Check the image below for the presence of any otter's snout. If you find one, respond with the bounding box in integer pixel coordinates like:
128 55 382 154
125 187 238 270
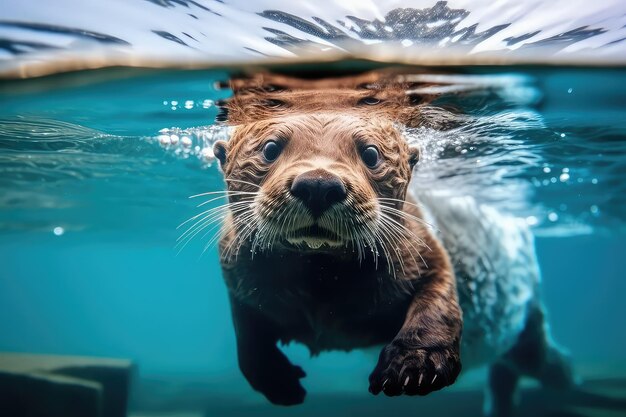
290 169 346 218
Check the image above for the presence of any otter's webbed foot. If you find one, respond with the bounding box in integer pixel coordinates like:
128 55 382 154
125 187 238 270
239 346 306 406
368 339 461 396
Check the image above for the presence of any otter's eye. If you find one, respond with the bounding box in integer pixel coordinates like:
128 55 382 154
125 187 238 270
263 141 282 162
409 94 424 105
361 146 380 168
262 99 286 108
358 97 381 106
263 84 285 92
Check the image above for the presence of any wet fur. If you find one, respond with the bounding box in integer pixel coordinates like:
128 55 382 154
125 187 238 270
216 114 462 404
221 70 437 128
212 70 573 415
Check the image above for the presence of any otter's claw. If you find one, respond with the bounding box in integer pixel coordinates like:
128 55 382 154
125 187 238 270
368 340 461 396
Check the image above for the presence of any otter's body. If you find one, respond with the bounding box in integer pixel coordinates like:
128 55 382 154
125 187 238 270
220 195 451 356
209 71 573 416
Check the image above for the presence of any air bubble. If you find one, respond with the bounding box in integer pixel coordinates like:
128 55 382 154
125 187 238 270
201 147 215 161
53 226 64 236
157 135 170 146
525 216 538 226
548 212 559 222
559 173 570 182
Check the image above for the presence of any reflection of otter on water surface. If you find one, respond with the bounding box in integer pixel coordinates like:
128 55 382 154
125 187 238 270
210 69 573 416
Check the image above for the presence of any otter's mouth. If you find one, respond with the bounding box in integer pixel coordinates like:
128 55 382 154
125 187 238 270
285 225 343 249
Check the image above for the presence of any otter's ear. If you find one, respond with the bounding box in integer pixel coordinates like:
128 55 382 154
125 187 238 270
408 146 420 169
213 140 228 167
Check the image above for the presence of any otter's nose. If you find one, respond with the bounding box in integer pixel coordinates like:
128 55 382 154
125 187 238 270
290 169 347 217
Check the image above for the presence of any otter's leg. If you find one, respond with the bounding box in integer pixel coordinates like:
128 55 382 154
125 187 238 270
230 296 306 405
485 362 520 417
505 305 574 388
369 269 463 396
485 304 574 416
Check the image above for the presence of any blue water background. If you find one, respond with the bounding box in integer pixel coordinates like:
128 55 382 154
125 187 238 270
0 67 625 413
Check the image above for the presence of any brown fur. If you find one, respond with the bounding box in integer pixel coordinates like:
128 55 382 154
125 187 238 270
214 110 462 405
221 70 438 127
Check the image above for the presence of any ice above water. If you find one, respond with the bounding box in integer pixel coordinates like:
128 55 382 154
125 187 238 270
1 0 625 77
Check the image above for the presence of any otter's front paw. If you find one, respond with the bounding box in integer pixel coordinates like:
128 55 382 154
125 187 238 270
240 349 306 406
368 340 461 396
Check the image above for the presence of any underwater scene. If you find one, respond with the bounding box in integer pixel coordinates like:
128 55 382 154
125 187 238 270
1 1 626 417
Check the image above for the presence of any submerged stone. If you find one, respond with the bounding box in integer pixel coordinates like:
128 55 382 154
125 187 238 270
0 352 133 417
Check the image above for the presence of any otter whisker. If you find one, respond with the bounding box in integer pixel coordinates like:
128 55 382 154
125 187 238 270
350 218 365 263
338 196 365 262
204 210 257 257
370 227 390 274
379 220 431 261
178 198 255 230
225 178 262 189
370 217 403 278
177 209 231 248
210 215 253 260
251 209 276 257
378 200 438 232
199 205 253 243
378 224 405 277
189 189 259 199
378 215 421 262
178 209 249 255
360 220 384 271
378 204 434 249
343 216 359 261
378 211 430 269
177 199 254 239
196 191 258 207
177 214 227 254
270 195 298 249
232 212 260 258
270 202 302 250
377 197 425 209
221 209 259 261
378 209 429 252
177 201 254 253
378 214 423 276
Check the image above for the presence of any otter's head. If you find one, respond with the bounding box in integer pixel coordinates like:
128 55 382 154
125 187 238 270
213 114 419 257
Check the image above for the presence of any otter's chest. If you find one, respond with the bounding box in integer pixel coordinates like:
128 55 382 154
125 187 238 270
227 254 411 352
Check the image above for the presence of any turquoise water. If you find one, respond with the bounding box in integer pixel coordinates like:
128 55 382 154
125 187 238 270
1 66 626 415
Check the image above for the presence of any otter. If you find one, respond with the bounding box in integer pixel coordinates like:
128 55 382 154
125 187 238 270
209 71 573 417
213 114 462 403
